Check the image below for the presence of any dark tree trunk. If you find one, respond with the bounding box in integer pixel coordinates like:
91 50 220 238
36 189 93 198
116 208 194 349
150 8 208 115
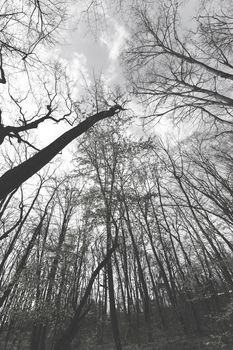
106 214 122 350
0 106 123 201
53 244 117 350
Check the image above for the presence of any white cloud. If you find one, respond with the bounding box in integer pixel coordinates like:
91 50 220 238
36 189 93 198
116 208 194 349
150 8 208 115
100 20 129 61
98 19 129 85
64 52 91 98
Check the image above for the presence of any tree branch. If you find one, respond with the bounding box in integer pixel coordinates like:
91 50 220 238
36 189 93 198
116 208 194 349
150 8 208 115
0 105 124 201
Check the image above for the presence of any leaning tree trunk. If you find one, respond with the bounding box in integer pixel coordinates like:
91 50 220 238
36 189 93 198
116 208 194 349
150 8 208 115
0 105 123 201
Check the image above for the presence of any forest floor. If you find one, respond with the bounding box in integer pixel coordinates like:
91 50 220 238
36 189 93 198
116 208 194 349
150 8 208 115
0 336 233 350
94 332 233 350
1 328 233 349
62 332 231 350
95 337 232 350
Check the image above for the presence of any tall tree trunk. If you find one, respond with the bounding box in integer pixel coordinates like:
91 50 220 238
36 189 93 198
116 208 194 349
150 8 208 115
106 213 122 350
0 106 123 200
53 244 117 350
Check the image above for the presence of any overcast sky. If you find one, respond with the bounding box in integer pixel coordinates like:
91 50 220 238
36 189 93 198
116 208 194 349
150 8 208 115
36 0 202 152
57 0 201 81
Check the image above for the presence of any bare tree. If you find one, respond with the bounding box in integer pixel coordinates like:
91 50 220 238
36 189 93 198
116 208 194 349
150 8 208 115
124 0 233 133
0 104 124 202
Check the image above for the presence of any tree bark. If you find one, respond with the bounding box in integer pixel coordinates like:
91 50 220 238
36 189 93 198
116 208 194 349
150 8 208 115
53 244 117 350
0 105 123 200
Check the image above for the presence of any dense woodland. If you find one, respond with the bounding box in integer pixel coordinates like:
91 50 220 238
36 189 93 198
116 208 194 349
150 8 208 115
0 0 233 349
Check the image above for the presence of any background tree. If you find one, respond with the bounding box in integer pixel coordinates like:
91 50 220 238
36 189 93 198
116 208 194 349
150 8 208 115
1 1 233 349
124 0 233 134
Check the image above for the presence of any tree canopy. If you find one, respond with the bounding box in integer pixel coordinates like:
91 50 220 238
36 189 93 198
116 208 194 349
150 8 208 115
1 1 233 350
